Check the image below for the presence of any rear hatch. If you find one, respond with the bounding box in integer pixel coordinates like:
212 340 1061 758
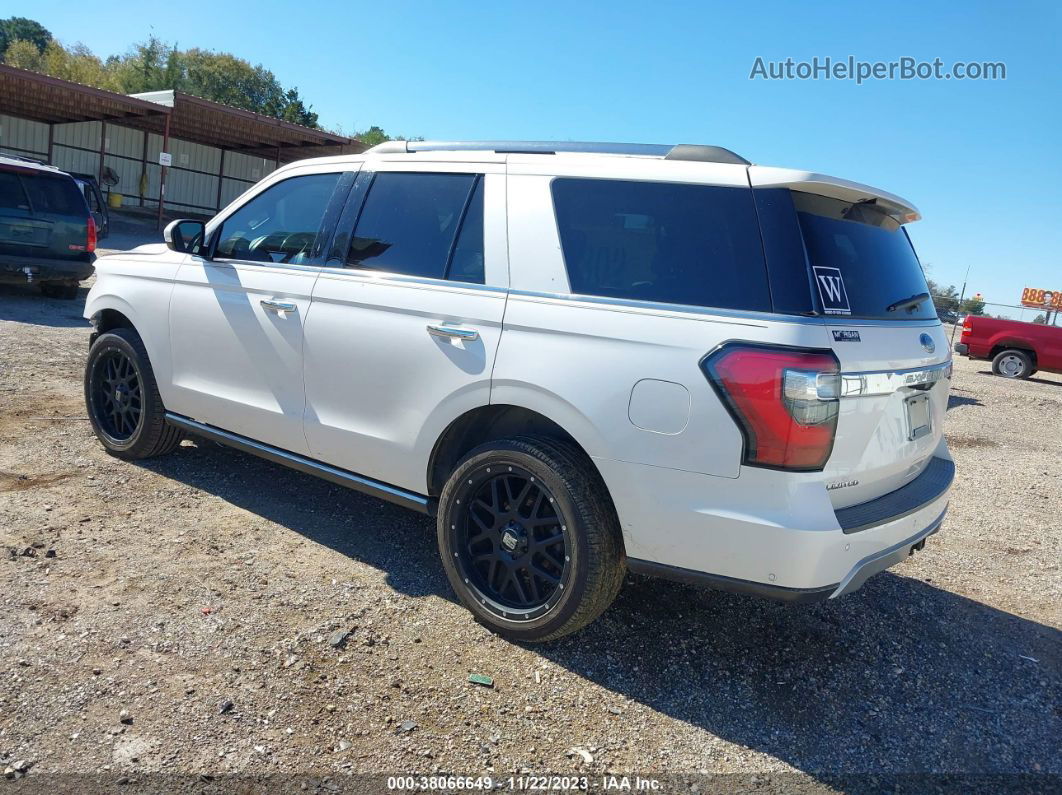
0 164 90 260
751 168 951 509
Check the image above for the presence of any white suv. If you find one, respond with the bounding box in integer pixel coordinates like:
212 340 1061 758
83 141 954 641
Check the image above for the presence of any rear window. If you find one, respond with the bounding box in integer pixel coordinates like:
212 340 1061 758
20 173 88 217
551 178 771 312
794 192 935 320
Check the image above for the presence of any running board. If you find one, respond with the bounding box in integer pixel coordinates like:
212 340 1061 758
164 413 433 515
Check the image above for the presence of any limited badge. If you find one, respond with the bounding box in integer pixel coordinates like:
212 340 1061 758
813 266 851 315
832 330 861 342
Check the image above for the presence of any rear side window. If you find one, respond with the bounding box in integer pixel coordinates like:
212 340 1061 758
21 174 87 216
551 178 771 312
347 172 483 282
0 172 30 210
795 192 935 320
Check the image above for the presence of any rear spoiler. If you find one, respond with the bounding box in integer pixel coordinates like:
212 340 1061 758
748 166 921 224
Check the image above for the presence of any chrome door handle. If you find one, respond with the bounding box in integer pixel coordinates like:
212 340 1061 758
261 298 297 313
427 324 479 342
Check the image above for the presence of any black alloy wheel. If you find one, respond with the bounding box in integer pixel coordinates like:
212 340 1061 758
89 348 143 442
437 437 626 643
84 328 184 459
449 464 572 621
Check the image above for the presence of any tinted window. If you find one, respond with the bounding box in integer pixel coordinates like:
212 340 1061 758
22 174 86 216
0 172 29 210
552 178 771 311
347 172 479 280
216 173 341 264
447 177 484 284
795 192 935 320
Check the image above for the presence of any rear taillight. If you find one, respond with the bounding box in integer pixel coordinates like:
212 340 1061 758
86 216 97 253
703 344 840 471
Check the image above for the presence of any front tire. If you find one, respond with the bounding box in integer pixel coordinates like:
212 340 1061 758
437 437 625 643
84 328 184 459
991 348 1033 379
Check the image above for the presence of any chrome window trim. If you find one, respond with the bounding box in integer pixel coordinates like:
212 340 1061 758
838 360 953 397
314 266 508 296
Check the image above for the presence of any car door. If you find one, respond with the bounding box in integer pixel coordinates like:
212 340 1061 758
166 168 353 455
303 160 508 493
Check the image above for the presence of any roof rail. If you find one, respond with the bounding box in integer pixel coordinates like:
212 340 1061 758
365 140 750 165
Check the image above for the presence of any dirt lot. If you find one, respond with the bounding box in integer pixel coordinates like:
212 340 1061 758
0 274 1059 789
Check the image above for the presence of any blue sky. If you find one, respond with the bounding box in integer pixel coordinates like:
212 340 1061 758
13 0 1061 313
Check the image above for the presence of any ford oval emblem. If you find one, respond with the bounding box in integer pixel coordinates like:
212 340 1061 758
920 333 935 354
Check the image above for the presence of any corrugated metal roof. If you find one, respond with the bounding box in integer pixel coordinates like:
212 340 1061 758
0 64 365 162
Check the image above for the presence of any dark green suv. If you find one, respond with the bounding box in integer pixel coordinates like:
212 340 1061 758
0 156 96 299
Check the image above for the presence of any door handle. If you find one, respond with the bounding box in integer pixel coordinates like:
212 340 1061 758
427 324 479 342
261 298 297 313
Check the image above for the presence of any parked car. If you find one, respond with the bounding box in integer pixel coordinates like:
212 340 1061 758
82 140 954 641
0 155 96 298
937 308 958 324
70 172 110 240
954 314 1062 378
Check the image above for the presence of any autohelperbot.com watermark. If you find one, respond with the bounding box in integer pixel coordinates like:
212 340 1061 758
750 55 1006 84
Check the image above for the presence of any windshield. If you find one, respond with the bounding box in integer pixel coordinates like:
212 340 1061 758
794 191 936 321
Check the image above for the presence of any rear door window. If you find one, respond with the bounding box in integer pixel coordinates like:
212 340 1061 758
551 178 771 312
794 191 935 320
346 172 482 282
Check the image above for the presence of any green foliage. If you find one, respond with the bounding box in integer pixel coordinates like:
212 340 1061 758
355 126 391 146
1032 314 1046 324
0 17 52 56
926 279 960 314
960 296 986 316
1 24 319 129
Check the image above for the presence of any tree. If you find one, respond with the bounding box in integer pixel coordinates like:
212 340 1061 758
960 296 986 316
355 126 391 146
2 25 323 129
926 279 960 314
1 38 42 71
1032 314 1047 324
0 17 52 56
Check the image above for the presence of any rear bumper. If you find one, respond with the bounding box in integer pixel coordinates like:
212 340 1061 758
953 342 969 355
629 509 945 602
596 451 953 600
0 252 95 284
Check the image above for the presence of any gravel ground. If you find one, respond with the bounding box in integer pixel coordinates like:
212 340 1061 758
0 279 1058 790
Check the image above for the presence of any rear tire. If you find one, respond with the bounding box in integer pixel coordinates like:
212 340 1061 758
40 282 79 300
84 328 184 459
991 349 1033 379
437 436 625 643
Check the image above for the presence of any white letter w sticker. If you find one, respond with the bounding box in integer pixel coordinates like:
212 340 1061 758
812 266 851 314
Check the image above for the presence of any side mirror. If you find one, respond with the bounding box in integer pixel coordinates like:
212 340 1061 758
164 219 207 255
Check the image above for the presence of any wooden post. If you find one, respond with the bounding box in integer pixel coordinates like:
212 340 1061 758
139 129 148 207
215 148 226 213
156 113 171 231
97 120 107 183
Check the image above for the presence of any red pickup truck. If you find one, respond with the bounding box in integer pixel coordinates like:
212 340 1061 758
954 316 1062 378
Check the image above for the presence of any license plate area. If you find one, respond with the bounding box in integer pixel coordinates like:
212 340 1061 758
905 393 932 441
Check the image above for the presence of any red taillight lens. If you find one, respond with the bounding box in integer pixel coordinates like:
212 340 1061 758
703 344 840 471
86 216 97 253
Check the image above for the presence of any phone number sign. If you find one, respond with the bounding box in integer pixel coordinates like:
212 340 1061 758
1020 287 1061 308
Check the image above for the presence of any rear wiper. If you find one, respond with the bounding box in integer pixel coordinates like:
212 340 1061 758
886 292 931 313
